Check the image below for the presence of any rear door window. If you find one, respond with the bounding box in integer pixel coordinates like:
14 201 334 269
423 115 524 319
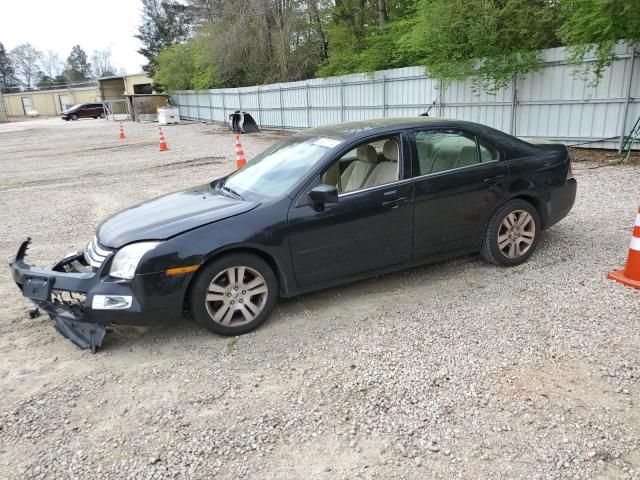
413 130 498 176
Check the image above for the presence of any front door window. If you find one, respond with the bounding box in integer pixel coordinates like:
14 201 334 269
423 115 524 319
321 136 401 194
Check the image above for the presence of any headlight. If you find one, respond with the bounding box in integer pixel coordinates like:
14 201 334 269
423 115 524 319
109 242 160 280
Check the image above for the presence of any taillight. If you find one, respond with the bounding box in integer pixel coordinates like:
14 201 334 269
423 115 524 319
566 152 574 179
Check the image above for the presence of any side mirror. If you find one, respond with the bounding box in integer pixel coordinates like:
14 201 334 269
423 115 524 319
309 184 338 205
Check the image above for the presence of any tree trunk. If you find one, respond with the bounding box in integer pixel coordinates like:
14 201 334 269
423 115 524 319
378 0 387 26
309 0 328 59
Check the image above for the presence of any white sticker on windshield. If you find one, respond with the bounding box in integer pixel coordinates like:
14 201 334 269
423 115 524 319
313 138 342 149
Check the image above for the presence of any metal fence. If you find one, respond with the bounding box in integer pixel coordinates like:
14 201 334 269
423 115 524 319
0 92 7 123
172 43 639 150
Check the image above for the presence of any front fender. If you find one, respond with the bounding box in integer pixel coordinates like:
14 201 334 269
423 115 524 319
137 198 296 296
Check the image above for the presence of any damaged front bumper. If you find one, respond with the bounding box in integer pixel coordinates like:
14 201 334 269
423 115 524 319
9 239 178 353
10 238 190 352
9 239 108 351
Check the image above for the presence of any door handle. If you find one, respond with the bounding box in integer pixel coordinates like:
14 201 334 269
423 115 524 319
483 175 505 184
382 197 409 209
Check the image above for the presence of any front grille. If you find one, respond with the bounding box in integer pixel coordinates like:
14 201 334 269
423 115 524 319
84 236 113 269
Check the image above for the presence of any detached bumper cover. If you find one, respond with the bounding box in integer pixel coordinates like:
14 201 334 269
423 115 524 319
53 317 106 353
10 238 189 352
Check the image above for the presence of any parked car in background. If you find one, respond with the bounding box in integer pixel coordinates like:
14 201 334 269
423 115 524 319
61 103 106 121
10 117 577 351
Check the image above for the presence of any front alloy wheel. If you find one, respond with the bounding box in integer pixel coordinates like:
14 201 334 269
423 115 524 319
205 266 268 327
190 253 278 336
481 199 541 266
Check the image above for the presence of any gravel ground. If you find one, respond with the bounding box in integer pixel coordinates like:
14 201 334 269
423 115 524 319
0 118 639 479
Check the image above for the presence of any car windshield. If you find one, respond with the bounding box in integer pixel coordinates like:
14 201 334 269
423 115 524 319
69 104 84 110
221 135 339 199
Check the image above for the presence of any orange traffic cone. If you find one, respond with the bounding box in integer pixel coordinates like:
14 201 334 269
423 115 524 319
608 206 640 289
118 122 125 139
234 134 246 169
158 127 169 151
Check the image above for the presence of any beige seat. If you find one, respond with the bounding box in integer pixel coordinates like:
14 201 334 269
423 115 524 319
456 145 477 168
417 141 434 174
430 147 457 173
363 140 398 188
340 145 378 192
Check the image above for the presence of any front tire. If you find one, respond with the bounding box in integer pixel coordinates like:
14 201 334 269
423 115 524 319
71 114 78 121
481 199 541 266
189 253 278 336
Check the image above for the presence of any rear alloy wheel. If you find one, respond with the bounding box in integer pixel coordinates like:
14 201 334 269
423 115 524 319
189 253 278 336
481 200 541 266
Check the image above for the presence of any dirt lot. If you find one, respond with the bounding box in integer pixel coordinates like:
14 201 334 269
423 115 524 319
0 118 639 479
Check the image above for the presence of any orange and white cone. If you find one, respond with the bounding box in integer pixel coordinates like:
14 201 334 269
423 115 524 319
118 122 126 140
608 206 640 289
234 134 246 169
158 127 169 152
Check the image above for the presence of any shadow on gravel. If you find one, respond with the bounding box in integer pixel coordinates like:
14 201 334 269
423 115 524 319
89 253 488 352
92 234 571 352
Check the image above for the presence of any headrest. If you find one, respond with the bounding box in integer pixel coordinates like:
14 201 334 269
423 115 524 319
383 140 399 162
459 145 476 159
357 145 378 163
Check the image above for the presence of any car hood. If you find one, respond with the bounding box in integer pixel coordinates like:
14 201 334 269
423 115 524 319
97 183 259 248
61 108 77 114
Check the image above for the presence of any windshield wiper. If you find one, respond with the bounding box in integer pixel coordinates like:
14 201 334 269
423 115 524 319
220 185 243 200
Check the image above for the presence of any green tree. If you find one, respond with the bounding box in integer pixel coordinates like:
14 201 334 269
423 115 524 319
317 0 416 77
136 0 194 76
153 0 329 89
154 40 213 91
37 74 67 90
10 43 43 90
64 45 92 81
560 0 640 82
149 0 640 93
399 0 562 92
39 50 64 80
91 49 117 78
0 41 19 93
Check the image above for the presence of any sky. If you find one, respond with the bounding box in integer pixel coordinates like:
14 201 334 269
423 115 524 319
0 0 146 75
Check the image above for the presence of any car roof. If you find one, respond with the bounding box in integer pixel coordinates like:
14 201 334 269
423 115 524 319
301 117 497 140
295 116 542 157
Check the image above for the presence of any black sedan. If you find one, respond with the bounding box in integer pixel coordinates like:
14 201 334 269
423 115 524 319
10 117 576 351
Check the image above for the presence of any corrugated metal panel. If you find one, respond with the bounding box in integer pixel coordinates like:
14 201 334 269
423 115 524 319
170 44 639 149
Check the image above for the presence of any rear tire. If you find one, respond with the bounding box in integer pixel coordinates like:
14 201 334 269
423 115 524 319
481 199 541 266
189 253 278 336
